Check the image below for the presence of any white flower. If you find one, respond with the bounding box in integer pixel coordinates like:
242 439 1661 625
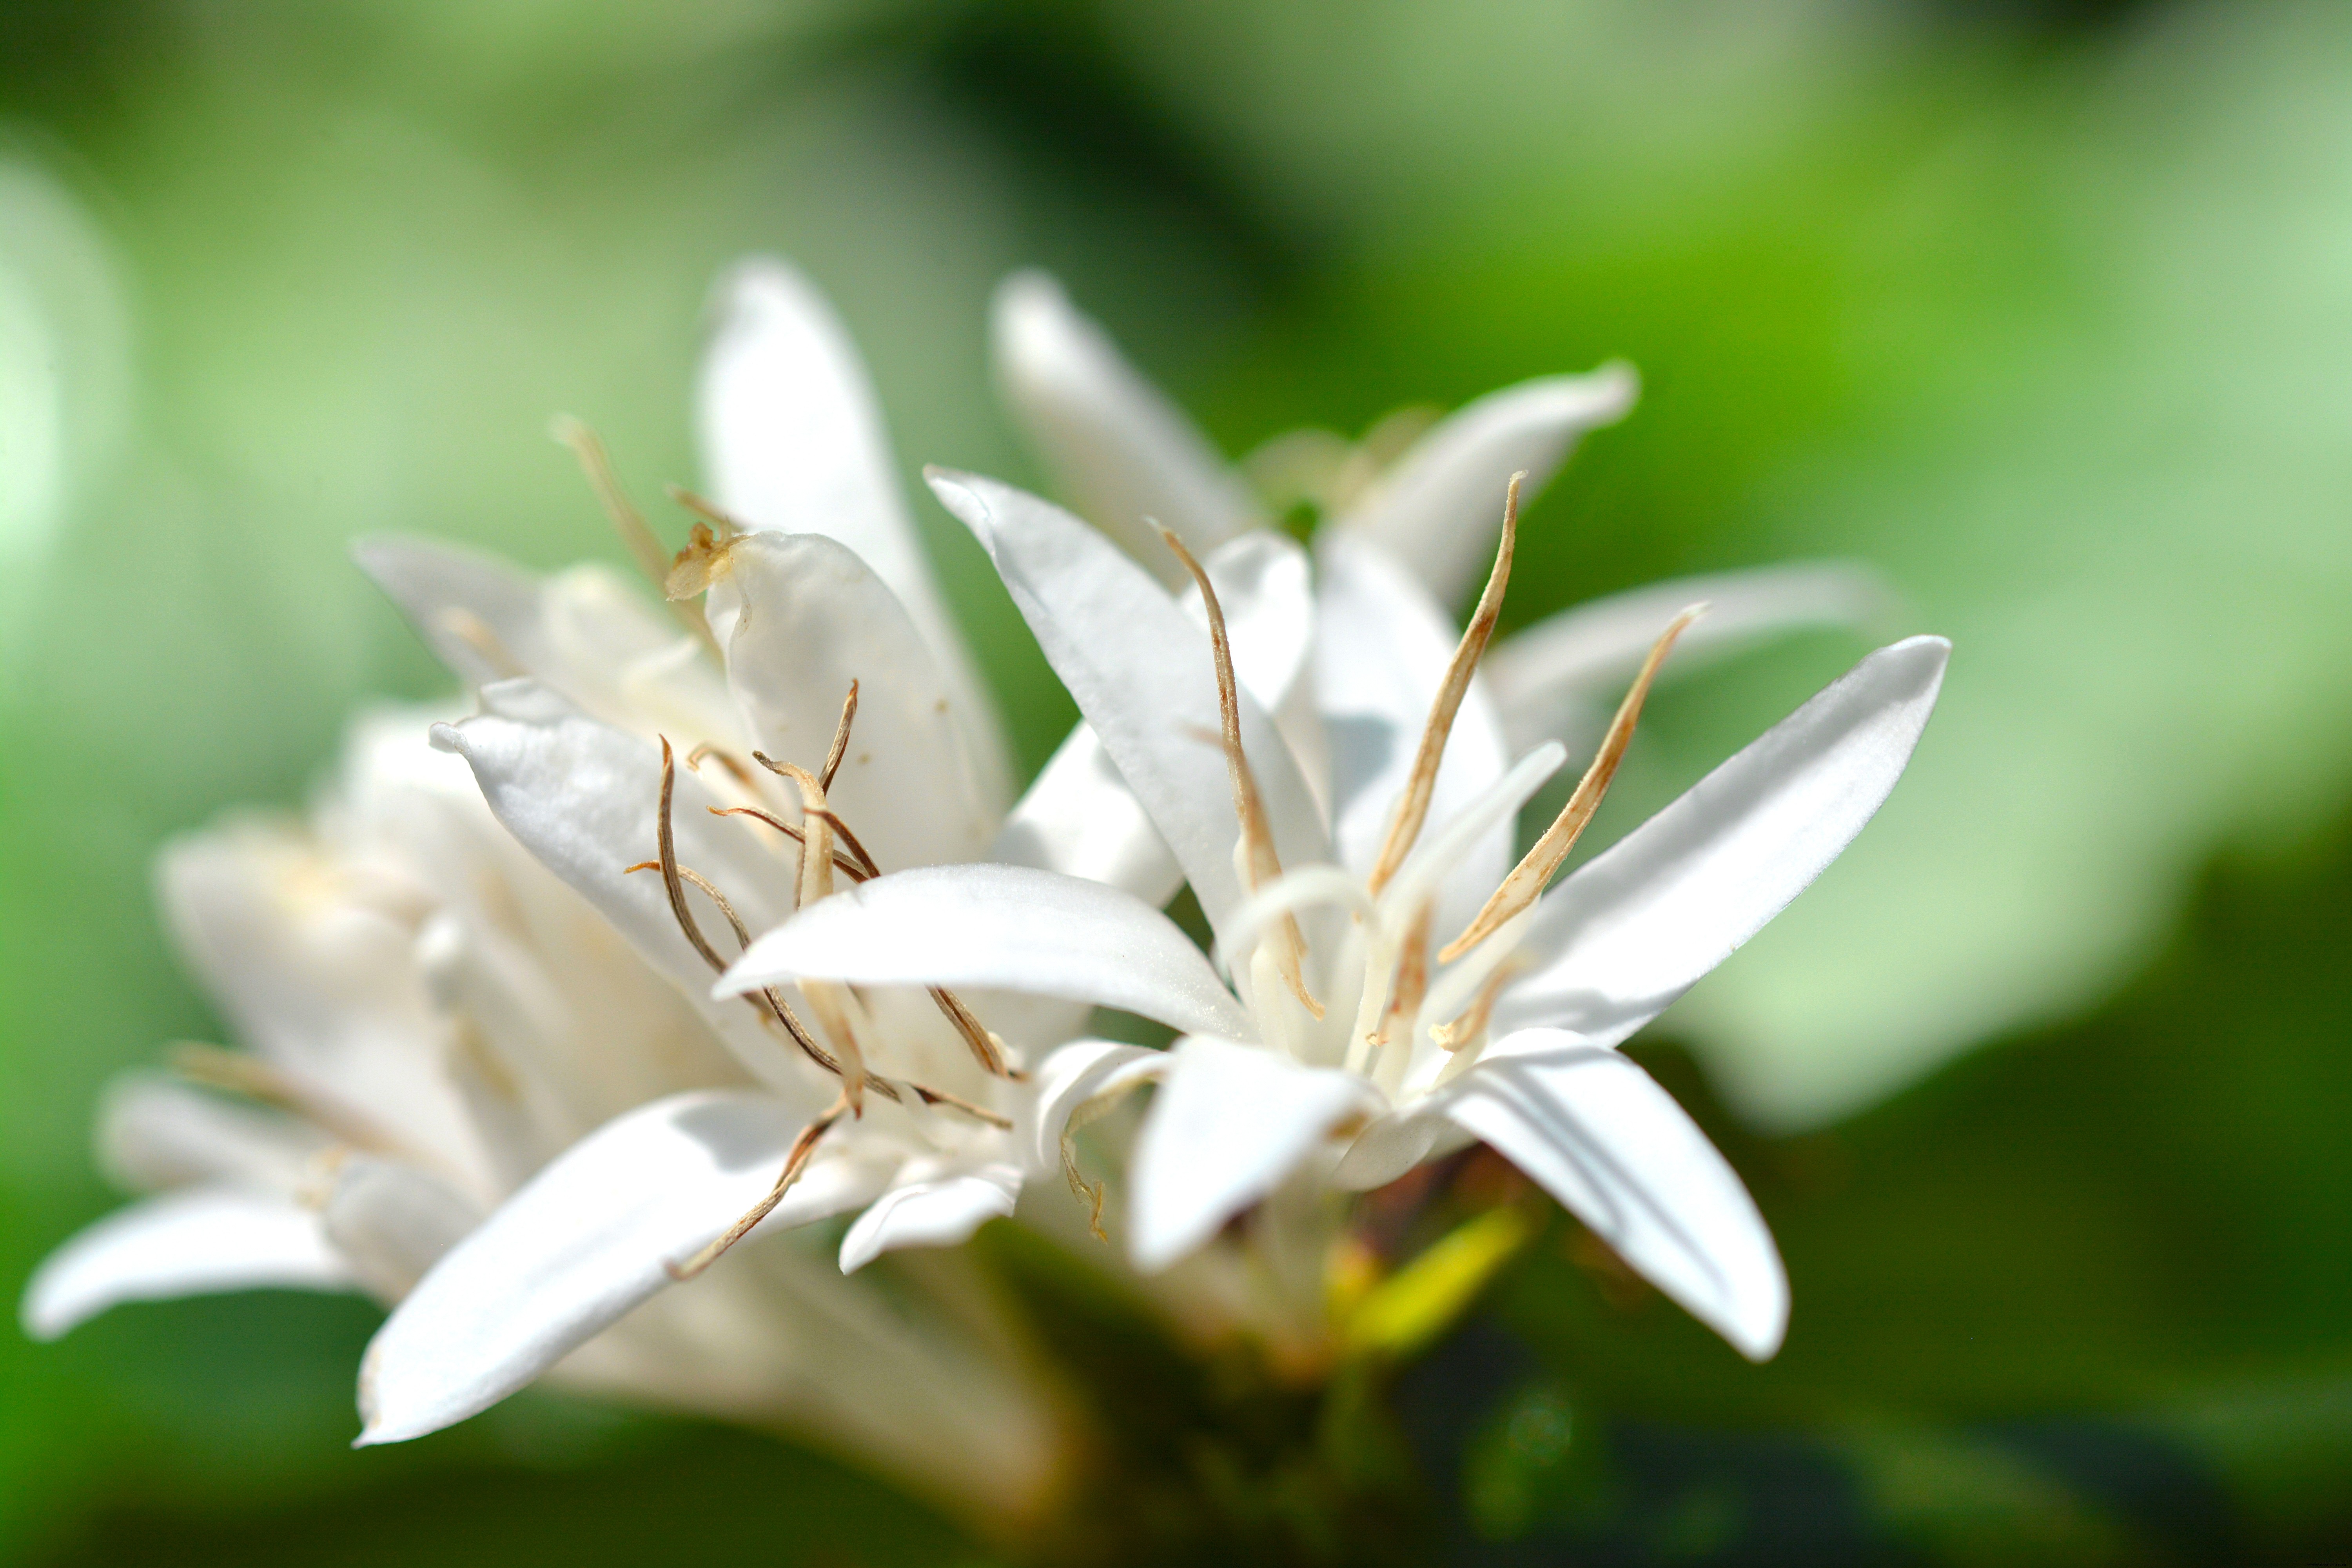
341 260 1179 1458
717 452 1947 1362
21 708 1069 1522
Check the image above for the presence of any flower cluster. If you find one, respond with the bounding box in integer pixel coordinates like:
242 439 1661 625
25 256 1943 1526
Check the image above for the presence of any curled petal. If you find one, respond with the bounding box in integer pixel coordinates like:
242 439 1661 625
838 1163 1022 1274
21 1189 352 1341
1022 1041 1169 1176
721 863 1252 1042
1450 1038 1787 1359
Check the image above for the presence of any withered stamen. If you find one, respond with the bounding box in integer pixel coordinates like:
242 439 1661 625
1160 527 1323 1020
929 985 1010 1078
820 680 859 792
1432 960 1518 1053
771 758 868 1113
1367 473 1522 896
668 1099 843 1280
684 742 762 793
1441 605 1704 961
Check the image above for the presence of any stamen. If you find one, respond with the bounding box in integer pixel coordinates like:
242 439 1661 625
1160 527 1322 1020
552 417 722 656
706 806 871 882
820 680 859 791
668 1097 844 1280
1441 605 1704 962
1431 960 1517 1053
769 758 868 1113
1381 904 1433 1048
667 483 748 535
653 738 734 977
805 807 881 883
1367 472 1523 897
906 1083 1015 1130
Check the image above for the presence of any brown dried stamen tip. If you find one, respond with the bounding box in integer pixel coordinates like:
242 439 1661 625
668 1099 843 1280
1441 603 1705 962
1367 471 1523 897
1373 902 1434 1051
805 807 881 881
707 806 871 882
553 417 722 657
1158 526 1323 1020
820 679 859 791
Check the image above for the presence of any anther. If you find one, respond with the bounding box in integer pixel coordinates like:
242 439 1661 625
1431 960 1517 1053
684 741 762 793
1441 605 1704 961
820 680 858 791
706 806 870 882
1367 474 1523 897
1160 527 1323 1020
769 757 869 1113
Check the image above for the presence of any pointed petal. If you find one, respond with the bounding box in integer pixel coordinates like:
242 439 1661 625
1451 1039 1787 1359
721 863 1251 1041
1128 1037 1377 1272
1495 637 1951 1047
927 469 1330 940
990 270 1259 582
358 1091 891 1445
321 1156 485 1301
1487 563 1893 754
838 1163 1021 1273
430 684 813 1096
992 722 1183 904
1315 535 1512 936
1023 1041 1168 1175
352 534 543 690
708 531 1000 867
1341 367 1637 606
97 1071 333 1195
20 1189 352 1340
698 259 1009 801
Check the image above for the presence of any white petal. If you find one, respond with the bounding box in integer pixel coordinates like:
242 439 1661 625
1450 1038 1787 1359
357 1090 891 1445
1494 637 1951 1047
1339 367 1637 607
721 863 1252 1041
990 270 1259 583
1487 563 1893 754
837 1162 1021 1274
1190 531 1327 803
321 1156 485 1301
698 259 1009 803
352 534 543 690
1314 534 1513 937
157 820 486 1181
707 531 1000 867
430 686 813 1096
991 722 1183 904
1128 1037 1378 1273
1022 1040 1168 1175
927 469 1331 941
20 1189 352 1340
96 1071 333 1195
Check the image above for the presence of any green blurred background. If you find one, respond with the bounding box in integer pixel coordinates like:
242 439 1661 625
5 0 2351 1561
